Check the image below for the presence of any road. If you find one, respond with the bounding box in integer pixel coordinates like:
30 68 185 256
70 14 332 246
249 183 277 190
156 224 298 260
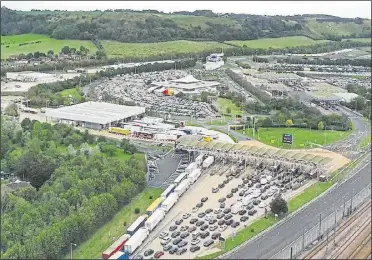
226 158 371 259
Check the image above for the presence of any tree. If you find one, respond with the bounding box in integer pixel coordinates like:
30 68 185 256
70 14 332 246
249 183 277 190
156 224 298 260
226 107 232 114
47 50 54 55
270 196 288 215
318 121 324 130
61 46 70 55
4 103 19 117
285 119 293 127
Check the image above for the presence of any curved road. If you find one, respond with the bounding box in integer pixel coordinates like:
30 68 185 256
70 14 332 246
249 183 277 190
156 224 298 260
224 116 371 259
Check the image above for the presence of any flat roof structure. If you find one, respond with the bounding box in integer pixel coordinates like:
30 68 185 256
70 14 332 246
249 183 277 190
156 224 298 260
46 102 145 125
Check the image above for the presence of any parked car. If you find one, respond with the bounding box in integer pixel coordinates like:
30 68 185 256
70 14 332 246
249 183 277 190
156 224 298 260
169 246 178 254
176 248 187 255
171 231 180 238
218 197 226 203
192 232 201 239
180 232 189 239
196 202 204 208
182 213 191 219
231 221 240 228
175 219 183 225
192 207 199 212
219 225 228 232
253 199 261 205
226 193 233 198
212 187 219 193
201 197 209 203
204 239 214 247
220 203 225 208
224 214 233 220
225 219 234 226
240 216 249 222
209 218 217 225
247 203 254 210
198 212 206 218
248 209 257 216
190 245 201 252
209 225 218 231
214 208 222 214
180 225 189 231
160 238 171 246
218 219 225 226
205 208 213 214
154 251 164 258
178 240 188 248
191 238 201 245
190 218 198 224
144 249 154 256
217 213 224 219
200 224 209 231
200 231 210 239
189 226 197 233
163 244 172 251
218 183 225 189
159 232 168 239
223 208 231 214
196 220 205 226
169 225 177 232
231 188 238 193
211 232 221 240
238 210 247 215
172 237 182 245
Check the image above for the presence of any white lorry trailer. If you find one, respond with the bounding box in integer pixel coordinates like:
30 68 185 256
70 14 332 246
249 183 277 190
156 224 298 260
160 184 175 199
161 192 179 212
202 156 214 169
195 154 204 166
185 162 198 175
123 227 149 255
145 208 165 231
188 168 202 184
174 178 190 196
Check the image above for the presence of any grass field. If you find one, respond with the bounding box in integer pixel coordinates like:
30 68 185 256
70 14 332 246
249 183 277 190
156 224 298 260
239 127 352 149
69 187 163 259
1 33 97 59
217 98 243 116
102 40 228 58
306 19 371 37
58 88 84 103
358 134 371 149
226 36 329 49
343 38 371 43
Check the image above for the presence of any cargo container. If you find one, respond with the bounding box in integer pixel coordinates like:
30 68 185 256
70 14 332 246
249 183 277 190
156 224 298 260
174 178 190 196
195 154 204 166
160 184 175 199
146 198 164 216
161 192 179 212
124 227 149 255
126 215 148 236
185 162 197 175
108 251 129 259
231 202 243 214
145 208 165 231
174 171 188 184
188 168 202 184
102 234 131 259
109 127 130 136
202 156 214 169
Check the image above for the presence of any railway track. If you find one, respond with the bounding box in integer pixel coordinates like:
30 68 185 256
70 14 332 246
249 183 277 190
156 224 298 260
303 200 371 259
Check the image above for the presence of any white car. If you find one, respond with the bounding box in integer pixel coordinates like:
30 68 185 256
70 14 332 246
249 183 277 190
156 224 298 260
214 208 222 214
192 207 199 212
159 232 168 239
219 225 228 232
258 202 267 208
191 238 200 245
160 238 171 245
182 213 191 219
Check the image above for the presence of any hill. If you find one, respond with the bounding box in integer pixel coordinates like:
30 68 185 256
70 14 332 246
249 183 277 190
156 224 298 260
1 7 370 43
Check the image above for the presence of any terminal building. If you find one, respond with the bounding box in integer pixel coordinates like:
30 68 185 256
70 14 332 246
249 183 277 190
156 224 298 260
45 101 146 130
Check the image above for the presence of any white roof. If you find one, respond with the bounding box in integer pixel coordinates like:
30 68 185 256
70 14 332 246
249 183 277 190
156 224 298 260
171 75 200 84
45 102 145 125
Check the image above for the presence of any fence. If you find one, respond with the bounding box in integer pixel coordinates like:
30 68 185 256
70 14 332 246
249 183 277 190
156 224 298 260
271 183 371 259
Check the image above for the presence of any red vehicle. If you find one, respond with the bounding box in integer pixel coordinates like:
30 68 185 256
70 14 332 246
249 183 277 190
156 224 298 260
102 234 131 259
154 251 164 258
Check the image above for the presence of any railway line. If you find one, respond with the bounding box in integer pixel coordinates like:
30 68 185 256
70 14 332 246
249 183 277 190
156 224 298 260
302 200 371 259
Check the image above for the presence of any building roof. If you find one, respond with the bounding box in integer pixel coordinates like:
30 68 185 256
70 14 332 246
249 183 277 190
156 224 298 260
45 102 145 125
171 75 200 84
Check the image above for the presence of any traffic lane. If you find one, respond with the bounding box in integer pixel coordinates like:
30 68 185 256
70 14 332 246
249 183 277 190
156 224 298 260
228 161 371 259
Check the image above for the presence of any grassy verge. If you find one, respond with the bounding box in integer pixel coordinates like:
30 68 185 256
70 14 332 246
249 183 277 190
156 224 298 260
216 98 243 116
358 134 371 150
69 187 163 259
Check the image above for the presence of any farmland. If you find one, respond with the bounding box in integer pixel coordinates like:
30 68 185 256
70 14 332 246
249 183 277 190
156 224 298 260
1 33 97 59
239 127 352 149
226 36 329 49
102 40 229 58
306 18 371 37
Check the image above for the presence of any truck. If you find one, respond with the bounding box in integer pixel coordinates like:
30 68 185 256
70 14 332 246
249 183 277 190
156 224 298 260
108 250 129 259
124 227 149 255
145 208 165 231
185 162 198 175
102 234 131 259
109 127 130 136
160 184 175 199
174 172 188 184
146 197 164 216
174 178 190 196
161 192 179 212
188 168 202 184
231 202 243 214
202 156 214 169
195 154 204 166
126 215 148 236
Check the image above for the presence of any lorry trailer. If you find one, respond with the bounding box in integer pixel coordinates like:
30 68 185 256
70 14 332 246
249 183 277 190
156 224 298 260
126 215 148 236
174 178 190 196
102 234 131 259
174 171 188 184
108 250 129 259
146 197 164 216
145 208 165 231
188 168 202 184
185 162 197 175
160 184 175 199
124 227 149 255
202 156 215 169
161 192 179 212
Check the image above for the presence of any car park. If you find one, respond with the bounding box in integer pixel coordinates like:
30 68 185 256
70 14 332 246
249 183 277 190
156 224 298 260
178 240 188 248
176 248 187 255
180 232 189 239
175 219 183 225
172 237 182 245
163 244 172 251
198 212 206 218
211 232 221 240
191 238 201 245
169 225 177 231
144 249 154 256
182 213 191 219
209 225 218 231
171 231 180 238
190 245 201 252
248 209 257 216
190 218 198 224
201 197 209 203
154 251 164 259
160 238 171 245
204 239 214 247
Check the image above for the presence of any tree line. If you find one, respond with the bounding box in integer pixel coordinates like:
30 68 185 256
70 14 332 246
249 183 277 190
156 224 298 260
277 57 372 67
1 116 145 259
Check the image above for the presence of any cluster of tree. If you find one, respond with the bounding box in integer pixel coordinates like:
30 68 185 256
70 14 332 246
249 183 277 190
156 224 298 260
2 7 370 43
26 58 197 107
0 117 145 258
235 60 251 69
253 56 269 63
341 84 371 118
60 45 90 56
277 57 372 67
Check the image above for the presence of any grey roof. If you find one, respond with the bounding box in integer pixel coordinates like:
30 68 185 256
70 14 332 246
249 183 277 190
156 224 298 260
46 102 145 125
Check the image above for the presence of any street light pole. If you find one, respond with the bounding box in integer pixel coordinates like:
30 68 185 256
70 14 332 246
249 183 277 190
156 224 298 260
70 243 77 260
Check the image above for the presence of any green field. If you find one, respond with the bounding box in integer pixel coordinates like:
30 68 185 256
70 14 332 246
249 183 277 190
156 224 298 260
226 36 329 49
69 187 163 259
217 98 243 116
343 38 371 43
358 134 371 149
58 88 84 104
306 19 371 38
239 127 352 149
102 40 228 58
1 33 97 59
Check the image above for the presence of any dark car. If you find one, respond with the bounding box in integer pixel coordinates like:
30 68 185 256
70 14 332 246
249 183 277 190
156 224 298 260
253 199 261 205
205 208 213 214
169 225 177 231
238 184 244 188
218 197 226 203
256 183 261 188
200 231 210 239
171 231 181 238
190 245 201 252
218 219 225 226
203 239 214 247
248 209 257 216
144 249 154 256
172 237 182 245
243 179 249 184
238 210 247 215
211 232 221 240
224 214 232 220
200 224 209 231
169 247 178 254
240 216 249 222
223 208 231 214
216 213 224 219
175 219 183 225
248 182 253 187
209 218 217 225
189 226 197 233
225 219 234 226
190 218 198 224
223 179 229 185
226 193 233 198
196 220 205 226
180 232 189 239
239 191 245 197
201 197 209 203
163 244 172 251
176 248 187 255
212 188 219 193
261 195 268 200
178 240 188 248
247 204 254 210
231 221 240 228
220 202 225 208
218 183 225 189
231 188 238 193
198 212 206 218
196 202 204 208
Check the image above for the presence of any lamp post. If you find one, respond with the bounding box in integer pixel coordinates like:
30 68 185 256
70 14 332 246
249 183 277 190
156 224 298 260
70 243 77 260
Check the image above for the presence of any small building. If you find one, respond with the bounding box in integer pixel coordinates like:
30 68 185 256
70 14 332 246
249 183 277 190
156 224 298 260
45 101 146 130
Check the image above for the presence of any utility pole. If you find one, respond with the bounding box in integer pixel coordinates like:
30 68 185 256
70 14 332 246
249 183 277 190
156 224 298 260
70 243 77 260
319 213 322 239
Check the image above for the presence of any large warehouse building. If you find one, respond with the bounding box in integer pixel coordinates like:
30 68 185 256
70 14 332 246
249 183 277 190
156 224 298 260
45 101 146 130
